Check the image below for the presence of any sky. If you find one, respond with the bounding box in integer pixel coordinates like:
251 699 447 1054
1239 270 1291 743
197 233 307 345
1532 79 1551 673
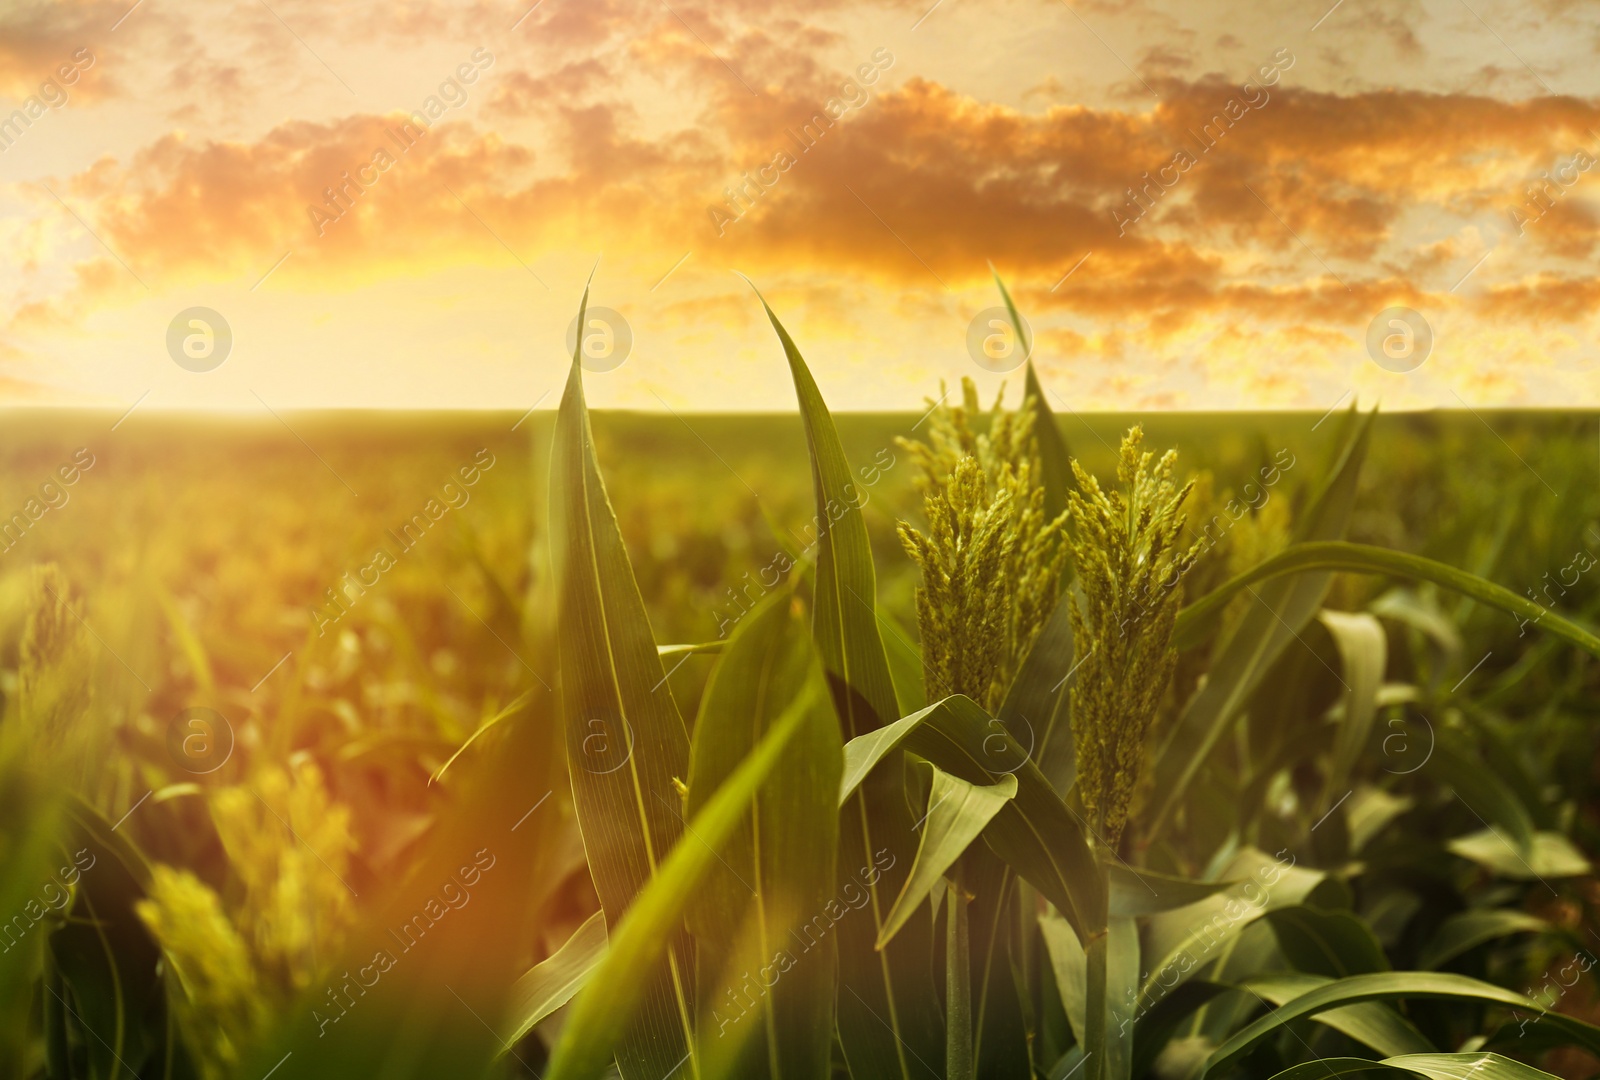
1 0 1598 412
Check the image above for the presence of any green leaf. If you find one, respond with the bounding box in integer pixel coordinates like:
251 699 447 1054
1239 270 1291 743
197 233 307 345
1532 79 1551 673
991 269 1071 518
1433 734 1537 856
551 282 696 1080
1108 866 1238 918
966 855 1030 1079
1447 830 1591 879
1038 910 1138 1080
1038 910 1087 1044
1130 980 1235 1079
1347 787 1414 853
545 684 824 1080
1263 906 1390 978
841 695 1100 1078
1142 848 1325 1000
1457 706 1551 830
997 591 1076 797
1151 409 1375 835
1248 973 1432 1058
429 689 535 786
1185 918 1283 1050
1317 610 1387 810
1264 1053 1561 1080
1418 910 1550 971
501 910 609 1050
1174 542 1600 661
1370 588 1463 665
878 768 1017 950
839 705 927 805
751 287 944 1079
685 590 842 1080
1105 916 1139 1080
840 694 1099 937
1202 972 1600 1076
883 609 928 715
0 753 64 1066
52 795 166 1080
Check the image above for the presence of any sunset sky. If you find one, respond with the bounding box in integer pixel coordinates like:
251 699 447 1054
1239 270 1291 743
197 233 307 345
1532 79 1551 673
1 0 1597 411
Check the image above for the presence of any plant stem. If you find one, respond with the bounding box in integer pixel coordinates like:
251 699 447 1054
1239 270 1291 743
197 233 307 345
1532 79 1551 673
1083 846 1110 1080
946 866 974 1080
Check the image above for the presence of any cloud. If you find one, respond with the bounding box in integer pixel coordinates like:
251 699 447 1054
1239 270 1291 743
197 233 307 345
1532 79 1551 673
15 55 1600 372
486 61 610 116
0 2 117 103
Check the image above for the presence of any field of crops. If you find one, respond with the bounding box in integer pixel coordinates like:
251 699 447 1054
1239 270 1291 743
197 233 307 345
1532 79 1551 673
3 303 1600 1079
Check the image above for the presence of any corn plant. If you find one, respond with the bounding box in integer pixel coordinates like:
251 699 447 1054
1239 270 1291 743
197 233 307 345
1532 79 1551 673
519 276 1600 1080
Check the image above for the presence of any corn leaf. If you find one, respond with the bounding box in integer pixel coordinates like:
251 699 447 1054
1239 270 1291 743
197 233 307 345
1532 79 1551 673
1038 911 1087 1043
657 641 726 659
685 590 841 1080
944 873 973 1080
1038 912 1138 1080
1316 610 1387 811
1150 408 1374 837
1107 866 1237 917
1202 971 1600 1076
430 689 535 787
1247 972 1432 1057
997 591 1076 797
502 910 608 1051
1104 916 1138 1080
1175 542 1600 660
551 283 696 1080
0 753 64 1066
545 686 823 1080
1448 829 1590 879
878 768 1016 950
1128 980 1235 1079
966 855 1029 1079
1264 1054 1561 1080
49 795 171 1080
751 287 945 1079
991 270 1071 518
839 694 1099 935
1433 733 1537 856
1262 906 1390 977
1417 910 1550 971
1141 847 1324 1000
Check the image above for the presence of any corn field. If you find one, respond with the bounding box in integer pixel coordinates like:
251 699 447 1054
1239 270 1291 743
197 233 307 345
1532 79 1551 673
3 278 1600 1080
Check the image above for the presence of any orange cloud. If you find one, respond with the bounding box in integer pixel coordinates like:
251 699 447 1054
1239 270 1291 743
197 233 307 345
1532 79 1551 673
17 58 1600 354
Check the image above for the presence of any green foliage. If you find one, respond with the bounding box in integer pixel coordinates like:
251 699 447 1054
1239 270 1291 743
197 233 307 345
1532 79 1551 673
750 285 946 1079
545 658 827 1080
501 909 608 1052
550 281 697 1079
684 590 841 1080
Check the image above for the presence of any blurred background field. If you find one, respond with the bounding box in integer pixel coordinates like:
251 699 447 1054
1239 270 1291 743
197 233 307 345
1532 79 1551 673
3 405 1599 1075
5 407 1593 697
4 406 1598 849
